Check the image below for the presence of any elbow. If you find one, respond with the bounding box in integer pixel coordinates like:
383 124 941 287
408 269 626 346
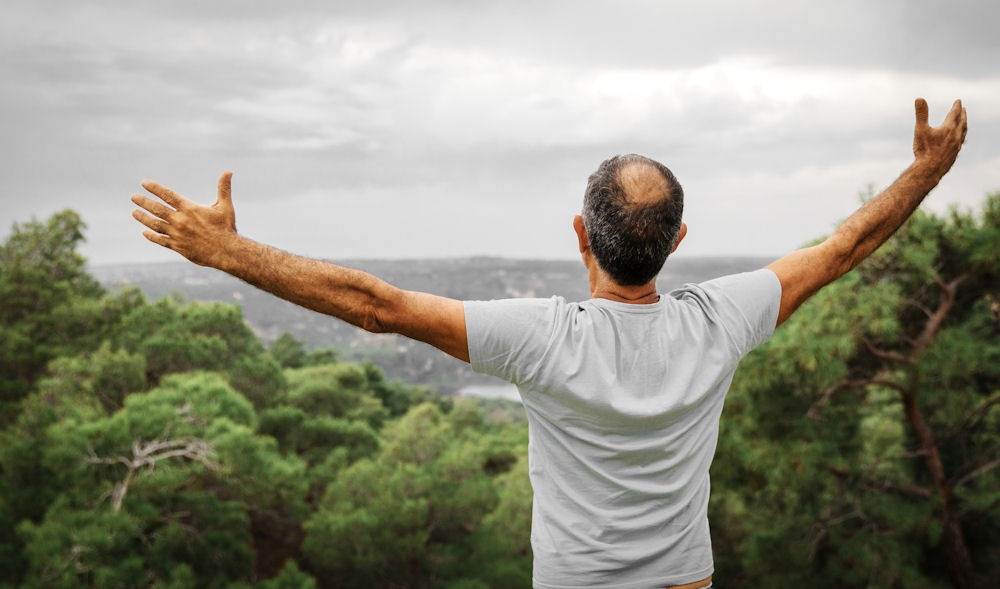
360 304 389 333
357 281 402 334
822 235 859 279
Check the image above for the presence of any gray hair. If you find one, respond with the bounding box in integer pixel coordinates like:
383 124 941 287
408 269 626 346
582 154 684 286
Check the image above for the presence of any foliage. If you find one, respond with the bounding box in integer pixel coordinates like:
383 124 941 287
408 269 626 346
0 211 105 422
0 209 532 587
303 401 525 588
711 193 1000 588
2 195 997 587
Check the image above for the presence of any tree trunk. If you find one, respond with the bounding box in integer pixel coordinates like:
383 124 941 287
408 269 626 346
901 389 980 589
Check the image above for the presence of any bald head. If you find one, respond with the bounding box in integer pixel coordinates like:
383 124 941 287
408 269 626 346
619 160 672 205
581 154 684 286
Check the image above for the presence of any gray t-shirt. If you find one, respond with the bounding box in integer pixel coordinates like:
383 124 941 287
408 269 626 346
464 269 781 589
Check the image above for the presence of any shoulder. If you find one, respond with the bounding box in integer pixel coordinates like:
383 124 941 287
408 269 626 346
463 296 573 342
464 296 573 327
671 268 781 302
668 268 782 354
463 296 579 382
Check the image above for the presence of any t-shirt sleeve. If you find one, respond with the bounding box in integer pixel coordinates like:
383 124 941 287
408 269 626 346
463 297 559 385
674 268 782 357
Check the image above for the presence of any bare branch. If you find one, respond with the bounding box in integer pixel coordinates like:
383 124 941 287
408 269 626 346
953 456 1000 489
962 393 1000 428
828 466 933 500
862 274 967 376
887 447 929 461
808 381 855 419
88 437 218 511
911 273 967 356
808 375 907 418
858 335 910 364
939 392 1000 442
902 297 934 320
86 453 133 469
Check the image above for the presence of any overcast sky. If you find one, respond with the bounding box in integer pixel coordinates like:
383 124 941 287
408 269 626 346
1 0 997 266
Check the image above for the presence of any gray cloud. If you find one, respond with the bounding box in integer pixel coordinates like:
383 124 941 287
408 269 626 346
1 0 997 267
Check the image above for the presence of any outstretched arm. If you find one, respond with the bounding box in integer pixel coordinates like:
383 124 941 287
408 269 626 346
131 173 469 362
766 98 968 327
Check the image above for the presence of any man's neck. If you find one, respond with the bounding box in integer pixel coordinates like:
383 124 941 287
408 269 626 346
588 267 659 305
592 288 661 304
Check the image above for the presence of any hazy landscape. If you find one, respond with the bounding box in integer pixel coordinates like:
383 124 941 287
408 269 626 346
92 256 772 396
8 201 996 586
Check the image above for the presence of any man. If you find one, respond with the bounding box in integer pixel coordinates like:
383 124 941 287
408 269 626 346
131 99 967 588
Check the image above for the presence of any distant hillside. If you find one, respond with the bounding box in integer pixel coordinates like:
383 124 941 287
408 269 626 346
92 256 772 395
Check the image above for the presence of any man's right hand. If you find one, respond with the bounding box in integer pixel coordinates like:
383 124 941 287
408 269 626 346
131 171 239 269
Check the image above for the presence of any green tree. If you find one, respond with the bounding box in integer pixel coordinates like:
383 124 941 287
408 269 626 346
0 342 128 584
258 560 318 589
712 194 1000 588
474 454 533 587
15 372 308 588
284 363 389 429
303 402 525 588
112 296 287 407
0 211 105 421
0 207 536 586
361 360 453 418
0 345 146 522
259 406 380 466
270 332 308 369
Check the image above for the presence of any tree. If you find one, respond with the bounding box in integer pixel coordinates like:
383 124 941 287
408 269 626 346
303 402 526 588
258 406 380 467
0 211 105 421
15 372 309 588
103 292 290 411
711 193 1000 587
283 363 389 429
0 345 146 523
271 332 308 369
0 207 535 586
474 454 533 588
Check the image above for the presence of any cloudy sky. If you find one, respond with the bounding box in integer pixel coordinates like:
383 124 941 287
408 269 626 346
1 0 997 267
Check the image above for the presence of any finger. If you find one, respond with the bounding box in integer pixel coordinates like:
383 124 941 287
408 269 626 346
216 171 233 207
141 229 174 250
141 179 193 210
914 98 929 129
132 209 171 235
946 99 964 125
131 193 176 220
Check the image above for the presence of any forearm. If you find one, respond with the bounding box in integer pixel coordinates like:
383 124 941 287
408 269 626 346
827 158 945 273
214 235 399 333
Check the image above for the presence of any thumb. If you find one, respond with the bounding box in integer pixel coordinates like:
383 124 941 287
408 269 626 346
216 171 233 207
215 171 237 232
914 98 929 130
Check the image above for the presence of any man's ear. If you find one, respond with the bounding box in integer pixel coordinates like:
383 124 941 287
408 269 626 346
671 222 688 254
573 215 589 253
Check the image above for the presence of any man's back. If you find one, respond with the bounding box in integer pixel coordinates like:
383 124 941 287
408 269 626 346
466 269 780 588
